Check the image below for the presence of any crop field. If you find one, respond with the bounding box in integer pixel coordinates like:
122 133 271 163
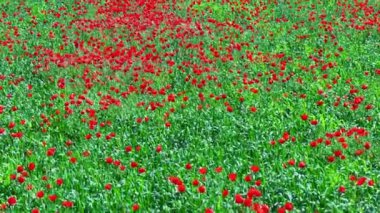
0 0 379 212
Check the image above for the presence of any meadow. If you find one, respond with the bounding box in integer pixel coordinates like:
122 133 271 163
0 0 379 212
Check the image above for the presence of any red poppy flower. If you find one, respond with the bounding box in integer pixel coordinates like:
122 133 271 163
131 162 138 168
255 180 262 186
226 105 233 112
278 207 286 213
132 204 140 211
56 178 63 186
338 186 346 193
327 156 335 163
215 166 223 173
62 200 73 208
298 161 306 168
31 208 40 213
357 177 367 186
105 183 112 190
36 191 44 198
156 145 162 153
138 168 146 173
198 185 206 193
46 147 56 157
334 150 342 157
355 149 364 156
244 198 252 207
11 132 23 138
177 184 186 193
284 202 293 211
113 160 121 166
235 194 244 204
7 196 17 206
364 142 371 149
185 163 192 170
228 173 237 182
247 187 262 198
18 176 25 184
105 157 113 164
70 157 77 164
301 114 308 120
199 167 207 175
8 122 15 129
222 189 229 197
26 184 33 191
17 165 24 173
10 174 16 180
192 179 199 186
310 120 318 125
0 203 6 210
288 159 296 166
205 208 214 213
48 194 57 202
368 180 375 186
250 165 260 173
125 146 132 153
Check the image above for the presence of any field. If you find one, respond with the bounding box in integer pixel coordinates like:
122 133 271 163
0 0 379 212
